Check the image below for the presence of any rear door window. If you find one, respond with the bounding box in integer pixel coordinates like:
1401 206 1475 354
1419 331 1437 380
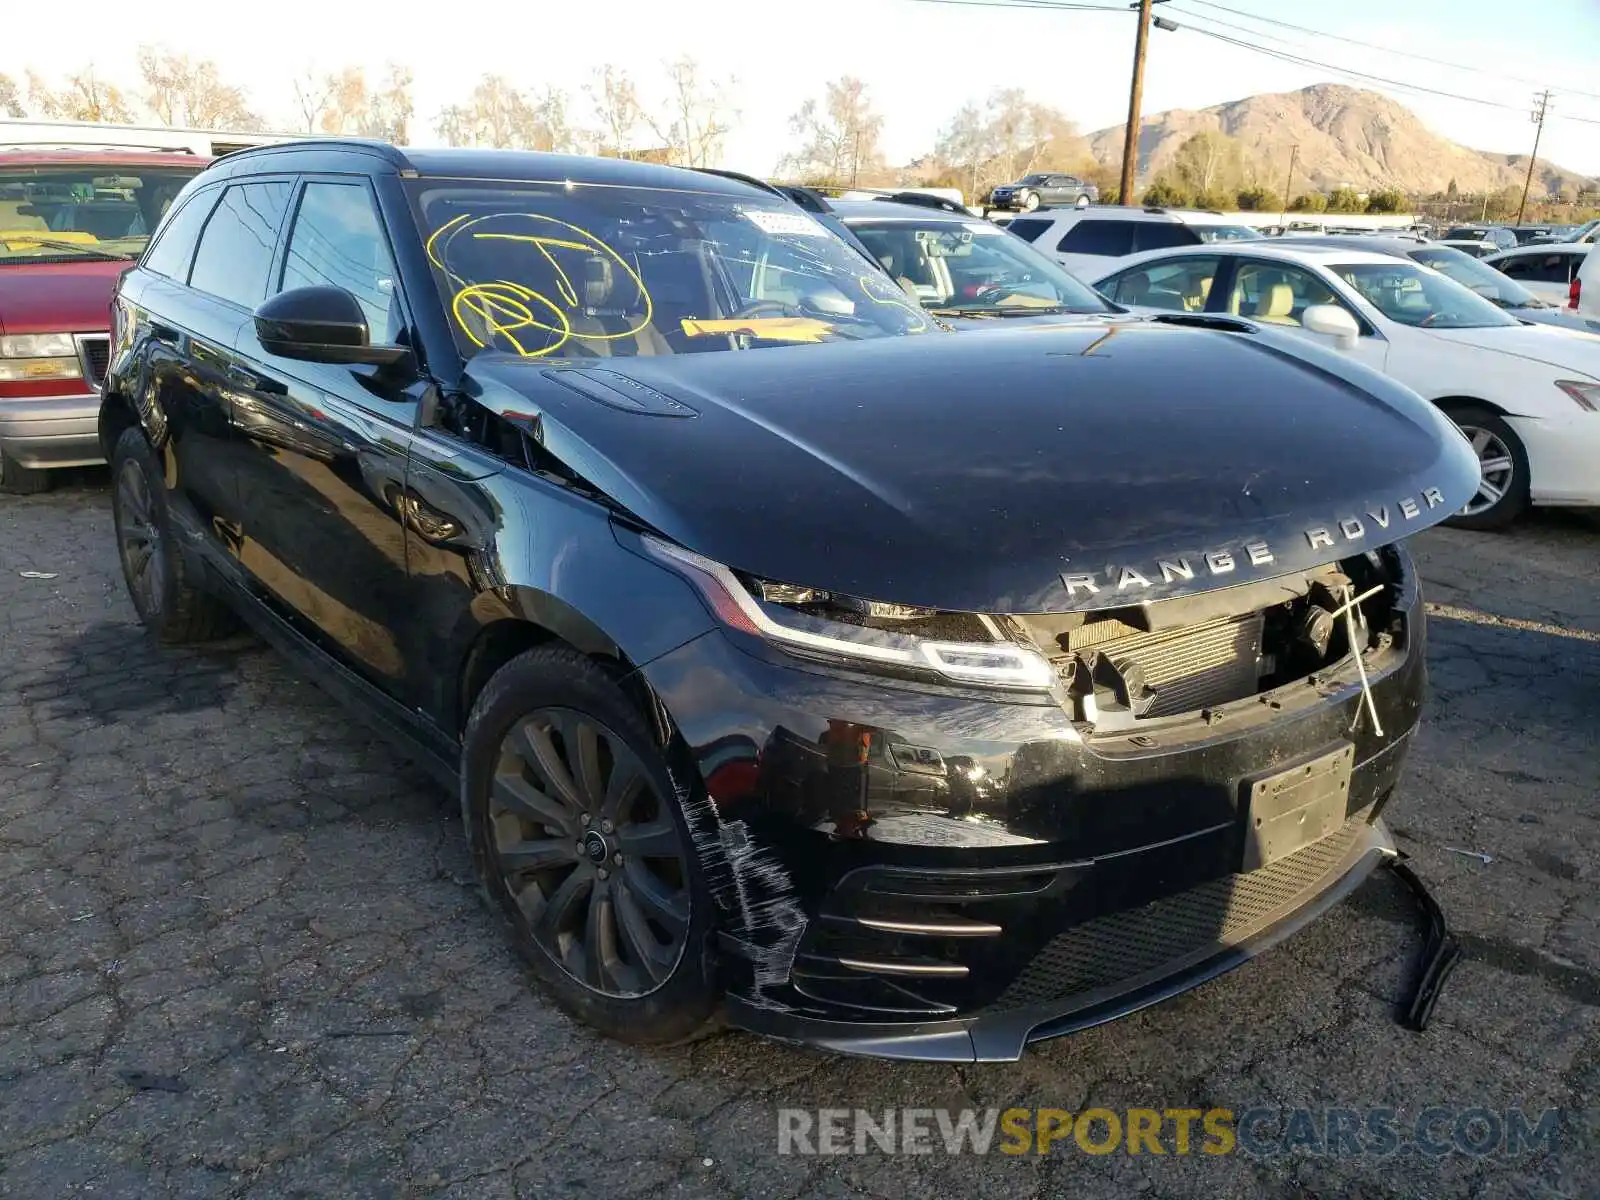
140 187 219 279
1134 223 1203 252
188 181 293 309
1006 217 1054 244
1102 257 1221 311
1057 220 1135 257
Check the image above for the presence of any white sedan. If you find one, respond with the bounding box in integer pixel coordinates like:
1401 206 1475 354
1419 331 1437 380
1091 243 1600 528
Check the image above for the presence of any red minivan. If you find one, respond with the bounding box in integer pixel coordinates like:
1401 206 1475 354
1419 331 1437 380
0 149 209 493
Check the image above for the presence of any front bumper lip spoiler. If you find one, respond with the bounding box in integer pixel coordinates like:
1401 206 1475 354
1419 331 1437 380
726 819 1395 1063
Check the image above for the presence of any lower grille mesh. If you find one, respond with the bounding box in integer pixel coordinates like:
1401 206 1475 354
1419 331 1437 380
992 819 1365 1009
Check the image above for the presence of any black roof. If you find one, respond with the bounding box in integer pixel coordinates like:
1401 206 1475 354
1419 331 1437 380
195 138 767 198
827 198 978 223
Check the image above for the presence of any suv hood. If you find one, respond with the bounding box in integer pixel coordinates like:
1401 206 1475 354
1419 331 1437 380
474 323 1478 614
0 259 127 336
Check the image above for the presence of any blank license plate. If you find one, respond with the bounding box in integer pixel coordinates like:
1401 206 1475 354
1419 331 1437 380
1241 744 1355 871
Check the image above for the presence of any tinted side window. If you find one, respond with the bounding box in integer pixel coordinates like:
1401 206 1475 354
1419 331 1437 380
278 182 403 342
189 181 292 308
1135 223 1203 252
1006 218 1053 244
140 188 219 279
1105 257 1221 311
1058 220 1135 257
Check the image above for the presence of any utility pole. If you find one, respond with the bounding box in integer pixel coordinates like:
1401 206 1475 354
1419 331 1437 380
1277 143 1299 227
1515 90 1552 226
1118 0 1170 206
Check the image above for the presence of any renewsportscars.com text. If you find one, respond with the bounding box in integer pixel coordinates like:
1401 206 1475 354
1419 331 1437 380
776 1106 1562 1158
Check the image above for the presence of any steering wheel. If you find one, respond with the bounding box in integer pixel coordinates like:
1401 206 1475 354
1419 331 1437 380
1418 312 1443 328
969 282 1013 304
730 299 796 320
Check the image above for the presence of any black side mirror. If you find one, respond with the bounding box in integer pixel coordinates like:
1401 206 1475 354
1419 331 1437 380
253 285 409 366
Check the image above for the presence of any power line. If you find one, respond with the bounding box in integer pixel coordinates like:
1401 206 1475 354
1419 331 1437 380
894 0 1600 129
901 0 1127 10
1174 19 1600 128
1174 0 1600 102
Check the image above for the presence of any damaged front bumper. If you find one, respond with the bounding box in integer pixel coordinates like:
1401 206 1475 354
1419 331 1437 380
638 547 1430 1061
729 817 1394 1061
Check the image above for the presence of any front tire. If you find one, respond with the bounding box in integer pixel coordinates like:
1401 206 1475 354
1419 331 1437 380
1444 407 1529 530
461 646 721 1044
0 448 51 495
1021 191 1040 212
110 426 237 642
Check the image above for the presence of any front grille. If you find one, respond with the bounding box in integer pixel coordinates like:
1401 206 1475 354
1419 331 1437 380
76 335 110 390
1097 612 1264 718
991 818 1365 1009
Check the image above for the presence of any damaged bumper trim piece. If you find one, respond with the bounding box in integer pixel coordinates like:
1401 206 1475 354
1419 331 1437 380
727 819 1395 1062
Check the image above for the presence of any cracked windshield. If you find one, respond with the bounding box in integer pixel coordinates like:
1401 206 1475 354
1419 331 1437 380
411 182 930 357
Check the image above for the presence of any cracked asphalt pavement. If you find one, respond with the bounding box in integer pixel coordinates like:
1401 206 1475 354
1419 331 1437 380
2 474 1596 1198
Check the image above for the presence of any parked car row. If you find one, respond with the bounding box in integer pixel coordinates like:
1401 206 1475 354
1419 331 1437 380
0 136 1492 1062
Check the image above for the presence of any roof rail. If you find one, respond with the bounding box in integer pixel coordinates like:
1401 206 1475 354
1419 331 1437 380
215 137 412 171
878 191 969 214
689 168 837 214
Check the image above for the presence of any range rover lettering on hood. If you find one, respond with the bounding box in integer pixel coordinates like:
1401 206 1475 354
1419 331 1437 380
1064 485 1450 598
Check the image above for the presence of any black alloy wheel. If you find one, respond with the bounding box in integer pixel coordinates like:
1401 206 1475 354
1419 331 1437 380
490 707 691 997
115 454 166 620
109 426 237 643
461 646 721 1044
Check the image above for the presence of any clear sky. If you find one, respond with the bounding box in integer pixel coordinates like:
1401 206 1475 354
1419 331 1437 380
8 0 1600 176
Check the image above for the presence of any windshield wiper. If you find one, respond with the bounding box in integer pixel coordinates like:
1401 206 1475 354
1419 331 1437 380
4 237 135 262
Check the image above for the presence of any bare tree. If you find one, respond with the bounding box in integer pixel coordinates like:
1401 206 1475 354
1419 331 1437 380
1170 131 1243 198
26 66 134 123
0 73 24 119
434 76 573 150
292 68 335 134
356 65 413 143
931 91 1083 201
136 46 259 129
782 76 885 186
934 101 990 200
319 67 370 136
644 57 735 168
587 65 641 156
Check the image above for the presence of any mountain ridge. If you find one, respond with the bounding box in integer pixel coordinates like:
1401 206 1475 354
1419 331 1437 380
1086 83 1598 197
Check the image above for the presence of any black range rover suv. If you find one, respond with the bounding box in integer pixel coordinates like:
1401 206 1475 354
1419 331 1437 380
101 140 1477 1061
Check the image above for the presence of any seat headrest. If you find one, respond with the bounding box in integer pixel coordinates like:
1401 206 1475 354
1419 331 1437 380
1263 282 1295 318
582 257 614 308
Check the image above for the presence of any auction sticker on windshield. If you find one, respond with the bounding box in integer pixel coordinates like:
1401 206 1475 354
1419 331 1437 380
742 209 829 237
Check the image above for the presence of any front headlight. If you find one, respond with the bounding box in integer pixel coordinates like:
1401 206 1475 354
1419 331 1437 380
1555 380 1600 411
0 333 83 383
642 535 1056 691
0 333 78 359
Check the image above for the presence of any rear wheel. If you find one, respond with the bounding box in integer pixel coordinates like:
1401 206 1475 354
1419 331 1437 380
1444 407 1529 530
0 448 51 495
461 646 721 1044
110 427 238 642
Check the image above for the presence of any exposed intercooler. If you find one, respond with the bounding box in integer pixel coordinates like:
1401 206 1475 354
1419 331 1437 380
1077 613 1265 718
